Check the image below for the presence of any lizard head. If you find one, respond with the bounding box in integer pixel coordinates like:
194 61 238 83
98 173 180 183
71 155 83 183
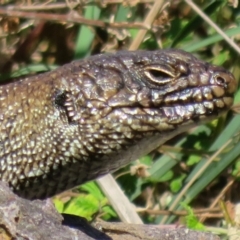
62 49 237 134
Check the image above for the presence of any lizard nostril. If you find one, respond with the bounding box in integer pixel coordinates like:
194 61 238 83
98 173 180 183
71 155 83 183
215 75 226 87
213 72 237 94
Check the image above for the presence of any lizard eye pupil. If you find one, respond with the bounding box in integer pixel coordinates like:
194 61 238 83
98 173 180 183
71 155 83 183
148 69 171 80
144 68 173 85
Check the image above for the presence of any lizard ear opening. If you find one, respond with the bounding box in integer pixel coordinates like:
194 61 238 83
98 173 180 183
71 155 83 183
54 89 78 124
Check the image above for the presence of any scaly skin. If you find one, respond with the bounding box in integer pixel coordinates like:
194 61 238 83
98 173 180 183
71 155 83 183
0 49 237 199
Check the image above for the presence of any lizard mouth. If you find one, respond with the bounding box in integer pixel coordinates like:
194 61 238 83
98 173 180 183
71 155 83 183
158 85 235 124
103 69 237 132
158 70 237 123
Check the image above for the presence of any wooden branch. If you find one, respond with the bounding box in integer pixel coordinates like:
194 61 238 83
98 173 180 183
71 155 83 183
0 181 220 240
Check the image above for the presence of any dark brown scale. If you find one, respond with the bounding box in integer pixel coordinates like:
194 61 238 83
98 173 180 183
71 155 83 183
0 49 237 199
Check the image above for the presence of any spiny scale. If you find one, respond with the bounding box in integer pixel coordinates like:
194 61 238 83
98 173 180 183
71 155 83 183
0 49 237 199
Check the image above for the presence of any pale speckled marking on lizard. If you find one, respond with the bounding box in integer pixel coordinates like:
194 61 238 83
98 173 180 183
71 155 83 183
0 49 237 199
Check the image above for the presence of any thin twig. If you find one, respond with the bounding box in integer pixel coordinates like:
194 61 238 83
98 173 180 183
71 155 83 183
185 0 240 55
161 138 233 224
129 0 165 50
199 178 235 223
143 207 221 216
0 7 150 30
7 0 156 11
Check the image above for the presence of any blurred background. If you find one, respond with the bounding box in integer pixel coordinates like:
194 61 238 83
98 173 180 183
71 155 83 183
0 1 240 239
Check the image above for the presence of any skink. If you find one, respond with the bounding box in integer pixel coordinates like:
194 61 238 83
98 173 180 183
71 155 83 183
0 49 237 199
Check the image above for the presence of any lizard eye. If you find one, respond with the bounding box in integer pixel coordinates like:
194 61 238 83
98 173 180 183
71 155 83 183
144 66 175 85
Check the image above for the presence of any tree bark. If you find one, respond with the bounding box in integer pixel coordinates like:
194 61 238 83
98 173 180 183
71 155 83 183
0 181 220 240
